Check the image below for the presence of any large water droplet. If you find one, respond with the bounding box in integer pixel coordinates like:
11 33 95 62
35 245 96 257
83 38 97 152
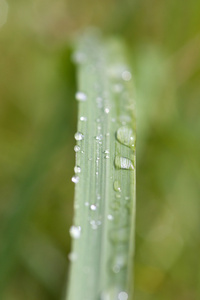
116 126 135 149
115 156 134 170
113 180 121 192
75 132 84 141
71 175 79 183
75 91 87 101
74 166 81 173
69 226 81 239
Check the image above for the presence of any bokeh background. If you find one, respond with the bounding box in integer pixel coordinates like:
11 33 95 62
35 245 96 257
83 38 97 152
0 0 200 299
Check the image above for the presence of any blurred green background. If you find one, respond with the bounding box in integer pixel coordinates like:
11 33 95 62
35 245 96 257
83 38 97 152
0 0 200 299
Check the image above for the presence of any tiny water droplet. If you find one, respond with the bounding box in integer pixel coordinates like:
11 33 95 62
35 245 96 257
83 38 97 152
116 126 135 149
105 155 110 159
105 108 110 114
69 226 81 239
104 150 109 154
110 227 129 243
107 214 114 221
80 116 87 121
118 291 128 300
72 51 86 64
74 166 81 173
75 91 87 101
85 202 89 206
71 175 79 183
90 204 97 211
95 135 102 141
122 70 132 81
100 286 120 300
90 220 98 230
74 145 80 152
75 132 84 141
68 252 78 262
113 265 120 273
114 180 121 192
113 83 123 93
114 156 134 170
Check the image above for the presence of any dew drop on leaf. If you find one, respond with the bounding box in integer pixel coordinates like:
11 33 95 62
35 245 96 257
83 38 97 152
114 156 134 170
116 126 135 149
75 91 87 101
90 204 97 211
71 175 79 183
74 166 81 173
69 226 81 239
75 132 84 141
74 145 81 152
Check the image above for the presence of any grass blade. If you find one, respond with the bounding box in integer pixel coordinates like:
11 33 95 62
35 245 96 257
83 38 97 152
67 31 136 300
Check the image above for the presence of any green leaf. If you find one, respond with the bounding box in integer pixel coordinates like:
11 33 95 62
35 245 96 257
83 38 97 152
67 31 136 300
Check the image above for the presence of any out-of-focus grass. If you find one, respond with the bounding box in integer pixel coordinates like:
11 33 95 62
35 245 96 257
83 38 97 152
0 0 200 299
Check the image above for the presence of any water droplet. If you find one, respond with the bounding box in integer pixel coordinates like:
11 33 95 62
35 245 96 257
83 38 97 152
110 252 127 274
85 202 89 206
116 126 135 149
113 83 123 93
114 180 121 192
115 156 134 170
72 51 86 64
75 91 87 101
113 265 120 273
95 135 102 141
71 175 79 183
68 252 78 262
69 226 81 239
90 204 97 211
122 70 132 81
110 227 129 243
80 116 87 121
107 214 114 221
75 132 84 141
74 145 80 152
118 291 128 300
74 166 81 173
104 150 109 154
100 286 120 300
105 155 110 159
105 108 110 114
